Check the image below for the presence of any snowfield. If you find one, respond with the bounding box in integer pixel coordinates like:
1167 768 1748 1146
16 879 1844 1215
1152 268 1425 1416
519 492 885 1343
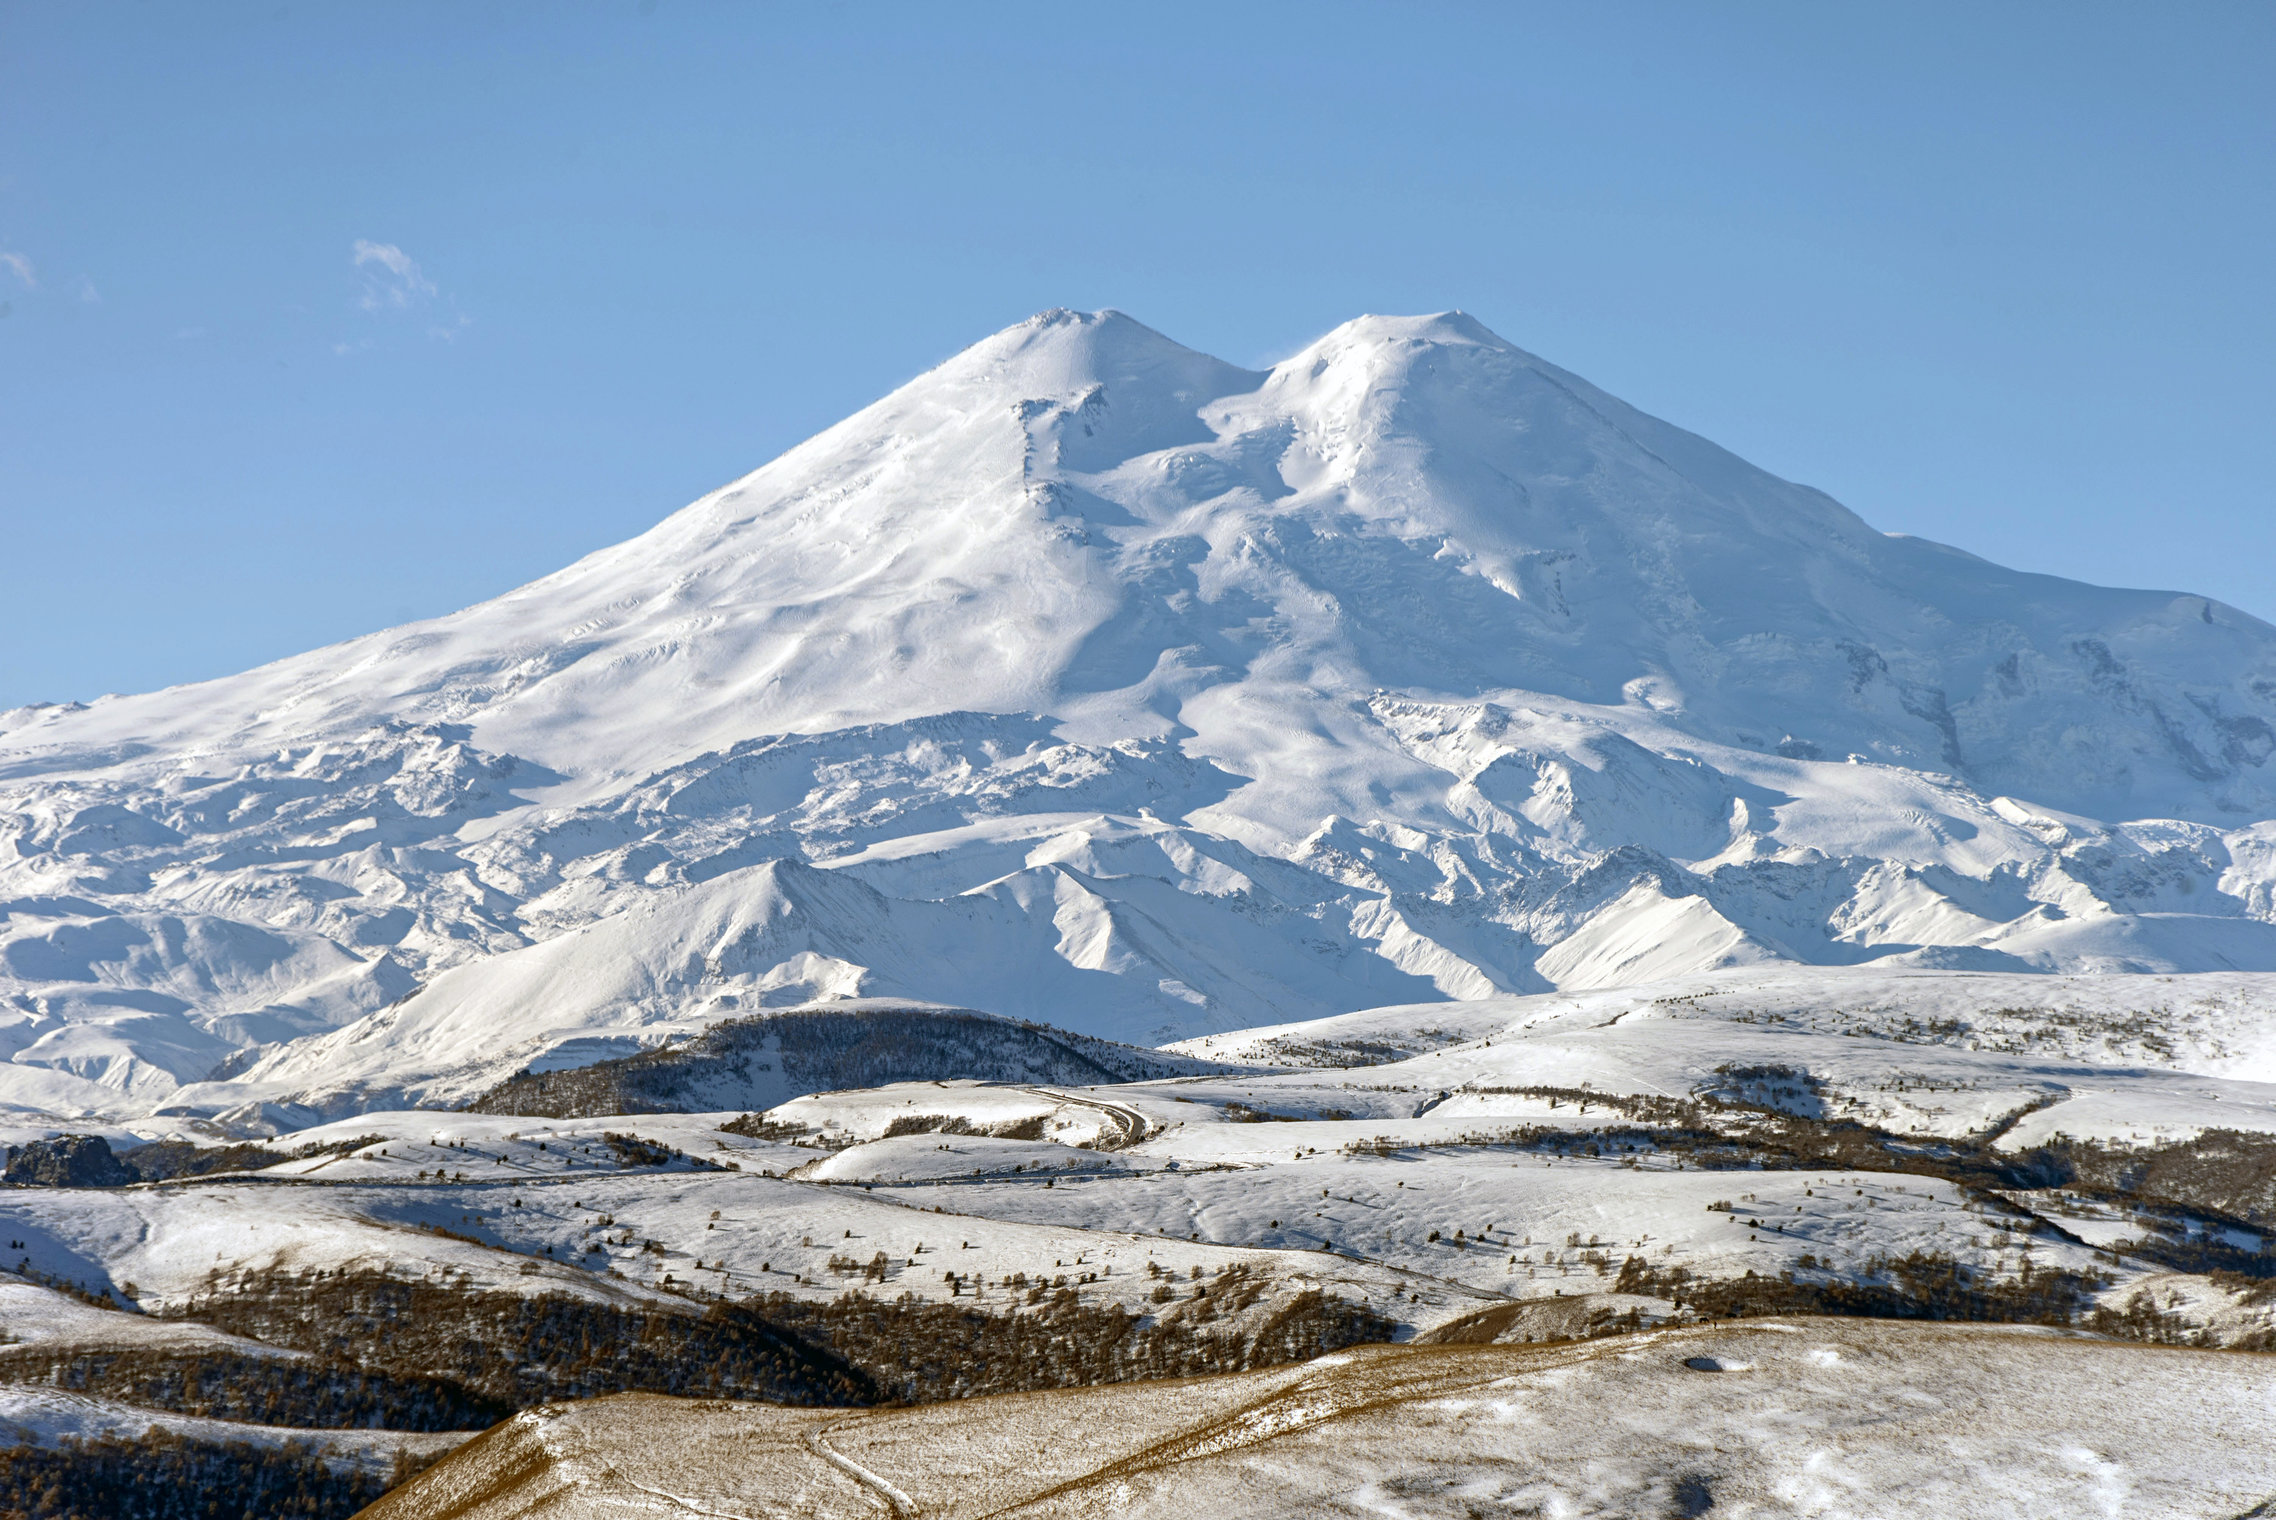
1169 965 2276 1080
3 309 2276 1123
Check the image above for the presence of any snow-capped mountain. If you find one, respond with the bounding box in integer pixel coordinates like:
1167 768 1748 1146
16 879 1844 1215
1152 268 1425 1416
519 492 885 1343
7 308 2276 1130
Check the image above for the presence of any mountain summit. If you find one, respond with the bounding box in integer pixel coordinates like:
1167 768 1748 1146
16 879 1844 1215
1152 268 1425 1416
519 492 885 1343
5 310 2276 1128
9 307 2270 816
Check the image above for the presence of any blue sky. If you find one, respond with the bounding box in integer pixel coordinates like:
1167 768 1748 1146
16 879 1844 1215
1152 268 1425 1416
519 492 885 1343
2 1 2271 708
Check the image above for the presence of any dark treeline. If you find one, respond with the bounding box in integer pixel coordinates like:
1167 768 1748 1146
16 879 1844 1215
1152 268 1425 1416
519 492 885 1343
0 1431 436 1520
1614 1250 2112 1329
150 1264 1394 1411
763 1266 1397 1402
0 1268 1378 1520
0 1348 504 1431
2036 1128 2276 1230
167 1271 875 1409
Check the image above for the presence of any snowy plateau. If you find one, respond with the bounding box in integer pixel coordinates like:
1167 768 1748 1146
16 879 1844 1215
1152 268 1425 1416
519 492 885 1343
9 310 2276 1517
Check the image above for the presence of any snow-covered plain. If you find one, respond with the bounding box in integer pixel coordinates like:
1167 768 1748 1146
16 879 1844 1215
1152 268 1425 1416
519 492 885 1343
5 309 2276 1126
1171 965 2276 1079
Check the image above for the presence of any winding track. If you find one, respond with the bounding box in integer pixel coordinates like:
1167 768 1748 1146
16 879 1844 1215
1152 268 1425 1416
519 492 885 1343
807 1424 917 1518
1013 1086 1153 1148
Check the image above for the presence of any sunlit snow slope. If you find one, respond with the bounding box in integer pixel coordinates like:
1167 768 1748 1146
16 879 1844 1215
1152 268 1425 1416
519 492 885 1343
366 1323 2276 1520
6 309 2276 1129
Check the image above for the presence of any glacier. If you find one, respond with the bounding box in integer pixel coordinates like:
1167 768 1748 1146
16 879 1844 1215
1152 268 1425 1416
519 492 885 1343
6 307 2276 1132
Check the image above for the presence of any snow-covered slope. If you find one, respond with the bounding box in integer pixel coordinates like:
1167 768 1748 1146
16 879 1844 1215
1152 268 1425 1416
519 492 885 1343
6 308 2276 1125
366 1323 2276 1520
1171 966 2276 1082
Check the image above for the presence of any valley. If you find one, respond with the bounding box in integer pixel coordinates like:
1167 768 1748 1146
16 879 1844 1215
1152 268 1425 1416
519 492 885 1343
5 984 2276 1514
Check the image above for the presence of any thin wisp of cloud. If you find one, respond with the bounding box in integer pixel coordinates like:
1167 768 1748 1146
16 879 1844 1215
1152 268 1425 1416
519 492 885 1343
352 239 437 312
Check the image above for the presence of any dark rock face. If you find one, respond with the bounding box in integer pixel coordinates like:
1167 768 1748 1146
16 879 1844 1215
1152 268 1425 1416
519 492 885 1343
1 1135 289 1187
466 1004 1254 1119
4 1133 134 1188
